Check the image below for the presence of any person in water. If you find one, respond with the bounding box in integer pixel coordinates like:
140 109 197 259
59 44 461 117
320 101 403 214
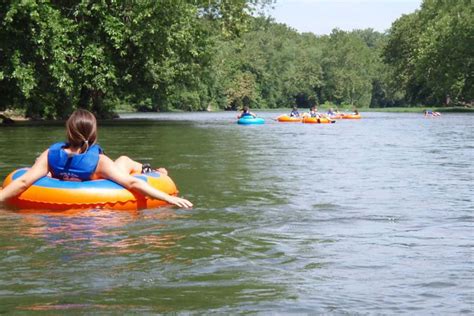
290 106 300 117
237 105 257 119
308 106 321 118
0 109 193 208
424 110 441 116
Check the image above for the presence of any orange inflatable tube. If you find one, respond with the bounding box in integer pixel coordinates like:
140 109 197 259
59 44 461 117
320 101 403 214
277 115 302 122
341 114 361 119
302 117 335 124
2 168 178 211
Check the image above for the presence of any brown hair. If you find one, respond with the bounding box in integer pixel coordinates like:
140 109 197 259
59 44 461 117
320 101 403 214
66 109 97 153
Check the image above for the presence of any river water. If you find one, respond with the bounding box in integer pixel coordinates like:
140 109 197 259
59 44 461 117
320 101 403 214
0 111 472 313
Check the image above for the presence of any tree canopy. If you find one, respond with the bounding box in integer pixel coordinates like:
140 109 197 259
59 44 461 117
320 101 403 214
384 0 473 105
0 0 471 119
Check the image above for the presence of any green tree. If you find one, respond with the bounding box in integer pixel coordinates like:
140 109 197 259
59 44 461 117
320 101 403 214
0 0 273 118
384 0 473 105
0 1 76 118
320 29 376 107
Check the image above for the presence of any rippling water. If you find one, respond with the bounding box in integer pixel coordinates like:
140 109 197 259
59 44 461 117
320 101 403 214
0 111 472 313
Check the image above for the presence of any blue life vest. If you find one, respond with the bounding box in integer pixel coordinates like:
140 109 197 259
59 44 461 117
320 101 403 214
48 142 103 181
290 110 299 117
241 112 253 117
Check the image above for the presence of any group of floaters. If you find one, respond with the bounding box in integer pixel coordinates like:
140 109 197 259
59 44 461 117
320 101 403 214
277 106 361 123
0 106 440 213
0 109 193 212
237 105 361 125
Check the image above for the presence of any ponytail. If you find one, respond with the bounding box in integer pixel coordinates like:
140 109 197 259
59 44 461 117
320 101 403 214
80 139 90 153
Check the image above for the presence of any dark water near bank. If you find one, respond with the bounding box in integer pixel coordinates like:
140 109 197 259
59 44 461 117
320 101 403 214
0 111 472 313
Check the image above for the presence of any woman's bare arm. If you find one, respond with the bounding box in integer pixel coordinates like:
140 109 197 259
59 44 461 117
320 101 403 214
96 155 193 208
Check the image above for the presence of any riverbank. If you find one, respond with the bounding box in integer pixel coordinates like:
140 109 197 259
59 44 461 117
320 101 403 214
0 110 30 124
2 106 473 125
357 106 474 113
246 106 474 114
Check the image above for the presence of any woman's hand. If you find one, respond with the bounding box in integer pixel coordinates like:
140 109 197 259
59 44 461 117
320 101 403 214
166 196 193 209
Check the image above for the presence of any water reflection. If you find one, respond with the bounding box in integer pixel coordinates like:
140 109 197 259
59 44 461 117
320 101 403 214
0 208 189 264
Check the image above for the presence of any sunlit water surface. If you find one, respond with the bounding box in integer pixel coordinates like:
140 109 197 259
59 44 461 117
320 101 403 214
0 111 472 313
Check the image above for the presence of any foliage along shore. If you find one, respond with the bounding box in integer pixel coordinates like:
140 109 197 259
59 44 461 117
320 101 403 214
0 0 472 120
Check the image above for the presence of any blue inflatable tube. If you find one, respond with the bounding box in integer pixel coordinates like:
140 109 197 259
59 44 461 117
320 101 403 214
237 116 265 125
